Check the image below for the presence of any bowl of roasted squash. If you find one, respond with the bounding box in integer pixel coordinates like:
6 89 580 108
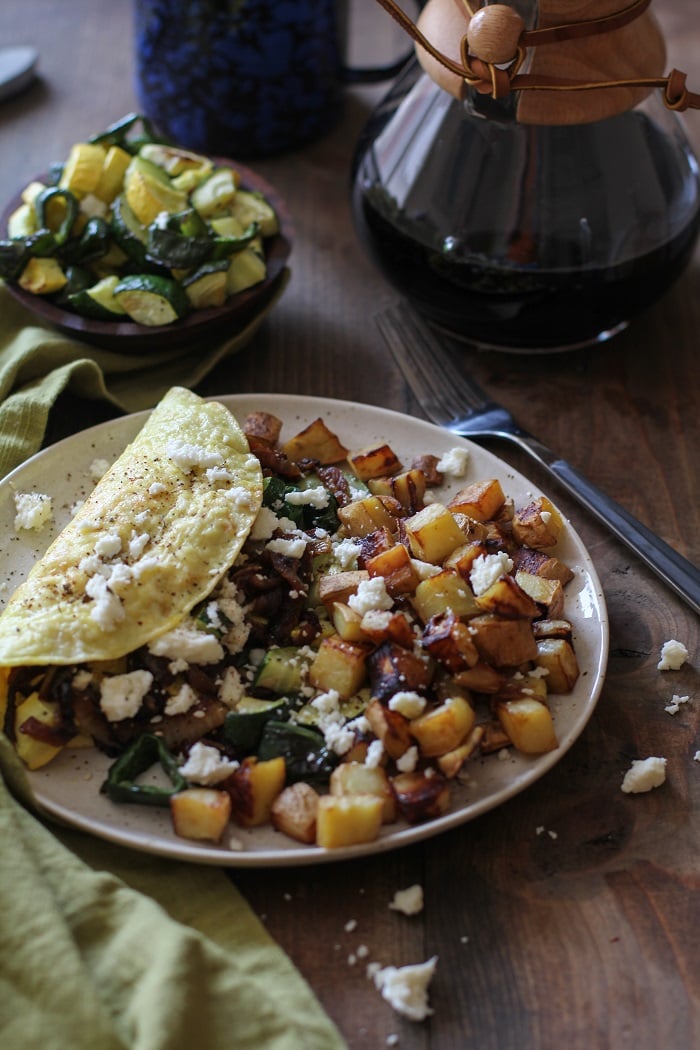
0 114 293 350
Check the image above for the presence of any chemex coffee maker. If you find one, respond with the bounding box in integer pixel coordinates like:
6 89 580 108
352 0 700 352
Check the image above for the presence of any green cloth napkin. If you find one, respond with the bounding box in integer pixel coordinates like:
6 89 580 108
0 274 289 479
0 738 346 1050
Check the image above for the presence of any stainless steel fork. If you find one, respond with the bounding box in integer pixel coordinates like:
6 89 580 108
376 303 700 616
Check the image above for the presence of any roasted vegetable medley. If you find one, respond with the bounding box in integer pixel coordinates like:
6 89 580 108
0 113 279 325
7 412 581 850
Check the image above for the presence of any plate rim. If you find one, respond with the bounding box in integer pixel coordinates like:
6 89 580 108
1 393 609 866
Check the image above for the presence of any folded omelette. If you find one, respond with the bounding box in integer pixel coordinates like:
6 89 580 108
0 386 263 766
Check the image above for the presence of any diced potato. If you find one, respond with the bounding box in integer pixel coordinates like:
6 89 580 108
411 570 480 623
496 697 558 754
474 573 541 619
535 638 580 693
448 479 505 522
367 642 433 701
479 720 513 754
443 541 489 578
318 569 369 608
365 698 414 760
420 612 479 671
281 417 349 464
368 469 427 513
316 793 384 848
453 661 506 693
330 762 397 822
357 526 394 563
359 610 415 648
170 788 232 842
404 503 466 564
366 543 421 596
348 443 402 481
469 614 538 667
308 635 368 698
511 547 574 585
532 619 574 642
390 769 451 824
437 725 484 777
270 782 319 844
14 693 64 770
225 756 286 827
243 411 283 446
331 601 369 643
514 571 565 619
338 495 399 537
410 695 475 757
511 496 564 549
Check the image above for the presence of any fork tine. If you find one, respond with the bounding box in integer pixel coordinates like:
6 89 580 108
375 304 489 425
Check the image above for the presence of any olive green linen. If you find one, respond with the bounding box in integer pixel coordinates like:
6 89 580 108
0 275 288 478
0 740 346 1050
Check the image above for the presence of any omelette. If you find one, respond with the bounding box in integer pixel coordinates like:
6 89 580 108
0 386 263 768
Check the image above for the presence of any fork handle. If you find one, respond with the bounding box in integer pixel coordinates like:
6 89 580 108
514 437 700 615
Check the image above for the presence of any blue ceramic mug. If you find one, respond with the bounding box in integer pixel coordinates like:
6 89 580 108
134 0 413 158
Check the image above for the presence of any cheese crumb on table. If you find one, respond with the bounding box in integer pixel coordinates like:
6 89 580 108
372 956 437 1021
389 884 424 916
657 639 689 671
621 756 667 794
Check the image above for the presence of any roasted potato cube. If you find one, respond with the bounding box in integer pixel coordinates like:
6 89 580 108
331 601 369 643
170 788 232 842
365 698 414 760
357 526 394 565
318 569 370 608
469 614 538 667
225 756 286 827
243 411 283 446
338 495 399 537
443 541 489 578
532 619 574 642
437 725 484 778
366 543 421 596
514 571 565 618
512 496 564 549
316 793 384 848
448 479 505 522
510 547 575 585
369 469 427 513
330 762 397 823
390 769 451 824
420 611 479 671
410 695 475 757
411 570 480 623
453 662 506 693
367 642 433 701
281 417 349 464
309 635 369 698
348 443 402 480
360 610 416 648
475 573 542 619
496 697 558 754
270 782 319 844
479 720 513 754
535 638 580 693
404 503 466 564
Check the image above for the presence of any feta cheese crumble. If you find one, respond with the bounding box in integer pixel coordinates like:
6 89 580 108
657 639 689 671
436 446 470 477
179 742 239 785
469 551 514 596
388 691 427 719
621 756 667 794
664 694 690 715
149 624 224 665
348 577 393 615
389 884 424 916
13 492 53 532
266 535 308 558
372 957 437 1021
100 670 153 722
285 485 330 508
166 439 222 472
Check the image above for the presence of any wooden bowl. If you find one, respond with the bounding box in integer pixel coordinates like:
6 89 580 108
1 159 293 352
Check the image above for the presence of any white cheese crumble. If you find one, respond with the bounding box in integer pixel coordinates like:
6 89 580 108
388 691 427 719
149 481 168 496
218 666 245 708
179 742 239 785
389 884 424 916
85 571 128 630
266 535 308 558
89 457 111 482
396 745 419 773
225 484 258 508
372 957 437 1022
94 532 122 559
79 193 108 219
128 531 150 559
149 625 224 665
166 439 222 472
163 682 198 717
657 639 689 671
99 670 153 722
411 558 442 580
348 576 393 615
436 446 470 477
250 506 279 541
205 466 235 485
469 551 514 596
621 756 667 794
311 689 356 755
664 694 690 715
365 739 384 768
13 492 53 532
286 485 330 508
333 537 362 570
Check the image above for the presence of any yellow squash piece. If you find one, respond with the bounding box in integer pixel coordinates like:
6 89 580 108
59 142 107 197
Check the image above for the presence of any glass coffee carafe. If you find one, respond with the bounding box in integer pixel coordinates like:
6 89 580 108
352 0 700 352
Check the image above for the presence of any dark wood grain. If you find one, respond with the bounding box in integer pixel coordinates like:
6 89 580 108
1 3 699 1048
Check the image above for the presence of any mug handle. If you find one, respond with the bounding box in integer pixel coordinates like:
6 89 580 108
340 0 424 84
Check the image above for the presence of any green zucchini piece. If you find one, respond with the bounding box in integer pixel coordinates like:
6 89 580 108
190 168 239 218
257 720 338 784
113 273 190 326
221 697 289 753
88 112 157 151
254 646 310 696
231 190 279 237
146 210 213 269
110 194 150 265
182 260 229 309
60 216 111 265
101 733 187 806
67 274 129 319
226 247 266 296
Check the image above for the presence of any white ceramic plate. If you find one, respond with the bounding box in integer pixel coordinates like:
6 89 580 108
0 394 608 866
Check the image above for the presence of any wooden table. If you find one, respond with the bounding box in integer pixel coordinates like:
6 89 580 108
1 2 698 1047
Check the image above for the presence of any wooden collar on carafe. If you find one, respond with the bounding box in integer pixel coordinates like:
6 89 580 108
373 0 700 124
